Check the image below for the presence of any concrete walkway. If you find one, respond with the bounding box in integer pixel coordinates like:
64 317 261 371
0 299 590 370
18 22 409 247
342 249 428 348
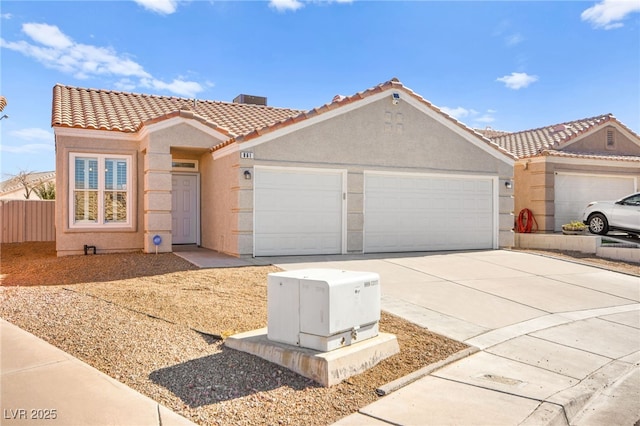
268 250 640 425
1 319 196 426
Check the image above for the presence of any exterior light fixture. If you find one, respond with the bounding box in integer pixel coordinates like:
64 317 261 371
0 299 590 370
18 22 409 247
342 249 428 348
505 181 512 189
244 170 252 180
392 93 400 105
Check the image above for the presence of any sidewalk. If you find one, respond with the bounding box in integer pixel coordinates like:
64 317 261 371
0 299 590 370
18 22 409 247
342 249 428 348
1 319 195 426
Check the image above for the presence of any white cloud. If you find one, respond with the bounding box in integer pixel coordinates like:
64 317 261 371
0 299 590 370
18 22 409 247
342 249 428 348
505 33 524 47
496 72 538 90
440 107 496 125
2 129 54 154
133 0 179 15
269 0 305 12
440 106 471 120
269 0 352 12
141 78 204 98
1 143 55 154
581 0 640 29
1 22 205 97
22 23 73 49
474 114 495 124
10 128 54 141
1 13 13 19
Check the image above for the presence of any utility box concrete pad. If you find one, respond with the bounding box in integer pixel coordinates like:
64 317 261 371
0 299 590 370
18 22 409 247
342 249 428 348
267 269 381 352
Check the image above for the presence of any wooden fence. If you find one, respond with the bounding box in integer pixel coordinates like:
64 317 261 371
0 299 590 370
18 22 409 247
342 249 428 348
0 200 55 243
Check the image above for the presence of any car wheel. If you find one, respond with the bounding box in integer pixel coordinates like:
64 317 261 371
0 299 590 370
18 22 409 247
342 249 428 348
588 213 609 235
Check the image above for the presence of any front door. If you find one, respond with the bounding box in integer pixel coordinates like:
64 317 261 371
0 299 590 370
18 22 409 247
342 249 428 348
172 174 198 244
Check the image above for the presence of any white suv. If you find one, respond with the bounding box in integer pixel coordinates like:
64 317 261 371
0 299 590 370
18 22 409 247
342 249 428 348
582 192 640 236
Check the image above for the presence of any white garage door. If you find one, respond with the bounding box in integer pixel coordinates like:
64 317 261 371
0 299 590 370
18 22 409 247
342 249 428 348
364 173 495 253
554 173 636 232
254 167 344 256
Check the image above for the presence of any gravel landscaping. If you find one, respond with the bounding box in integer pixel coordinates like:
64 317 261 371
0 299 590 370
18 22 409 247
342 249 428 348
0 242 467 426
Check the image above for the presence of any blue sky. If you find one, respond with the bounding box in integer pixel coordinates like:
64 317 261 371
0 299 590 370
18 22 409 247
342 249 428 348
1 0 639 177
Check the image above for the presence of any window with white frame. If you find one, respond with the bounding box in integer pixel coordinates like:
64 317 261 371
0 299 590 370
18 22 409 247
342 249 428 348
70 153 132 227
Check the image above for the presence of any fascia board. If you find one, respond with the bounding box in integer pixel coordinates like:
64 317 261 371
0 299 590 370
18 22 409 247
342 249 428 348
212 142 239 160
53 127 138 141
521 155 640 168
560 121 640 151
214 91 387 160
143 116 230 141
402 95 515 166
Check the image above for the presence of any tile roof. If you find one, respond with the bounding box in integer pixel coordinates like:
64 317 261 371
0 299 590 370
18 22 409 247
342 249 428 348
488 114 640 159
474 127 511 139
0 171 56 193
213 78 514 159
51 80 514 160
51 85 304 138
0 96 6 112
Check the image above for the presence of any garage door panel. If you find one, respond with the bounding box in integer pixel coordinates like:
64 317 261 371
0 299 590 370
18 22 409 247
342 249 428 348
554 174 635 232
254 168 343 256
365 174 494 253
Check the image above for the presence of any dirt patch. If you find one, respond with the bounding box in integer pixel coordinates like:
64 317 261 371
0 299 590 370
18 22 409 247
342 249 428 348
0 242 467 425
0 242 198 286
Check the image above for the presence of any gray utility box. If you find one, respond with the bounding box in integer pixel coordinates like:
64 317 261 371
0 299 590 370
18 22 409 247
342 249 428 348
267 269 380 352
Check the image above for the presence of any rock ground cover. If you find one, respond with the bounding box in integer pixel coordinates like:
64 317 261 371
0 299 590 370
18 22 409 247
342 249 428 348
0 242 467 425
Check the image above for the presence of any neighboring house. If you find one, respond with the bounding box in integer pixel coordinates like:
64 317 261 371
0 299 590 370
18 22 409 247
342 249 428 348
0 171 56 200
52 78 515 257
480 115 640 232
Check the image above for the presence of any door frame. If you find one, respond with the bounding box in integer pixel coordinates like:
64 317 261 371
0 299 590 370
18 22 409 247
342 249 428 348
363 170 499 252
252 165 347 257
171 172 201 246
553 171 638 232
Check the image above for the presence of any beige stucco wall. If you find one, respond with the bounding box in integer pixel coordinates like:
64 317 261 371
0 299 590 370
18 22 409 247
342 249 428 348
141 123 219 253
223 96 514 256
55 134 143 256
200 151 242 255
56 120 225 256
514 158 640 233
514 125 640 234
564 126 640 155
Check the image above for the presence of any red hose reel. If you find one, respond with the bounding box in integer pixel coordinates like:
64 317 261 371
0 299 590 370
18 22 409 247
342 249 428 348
516 208 538 233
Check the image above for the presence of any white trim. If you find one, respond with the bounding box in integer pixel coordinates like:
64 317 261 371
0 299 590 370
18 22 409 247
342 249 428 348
401 95 515 165
252 165 347 256
560 121 640 151
363 169 497 180
363 170 499 251
172 172 201 246
554 171 638 192
68 152 133 229
212 142 239 160
142 116 230 141
241 95 383 153
523 155 640 168
213 88 514 166
55 127 139 141
54 115 230 143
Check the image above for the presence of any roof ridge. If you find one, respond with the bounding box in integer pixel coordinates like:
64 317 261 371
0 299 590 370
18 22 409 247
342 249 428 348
52 83 304 112
497 113 613 137
218 77 515 161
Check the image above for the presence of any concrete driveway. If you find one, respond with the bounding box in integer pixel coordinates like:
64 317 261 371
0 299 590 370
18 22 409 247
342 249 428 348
269 250 640 425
